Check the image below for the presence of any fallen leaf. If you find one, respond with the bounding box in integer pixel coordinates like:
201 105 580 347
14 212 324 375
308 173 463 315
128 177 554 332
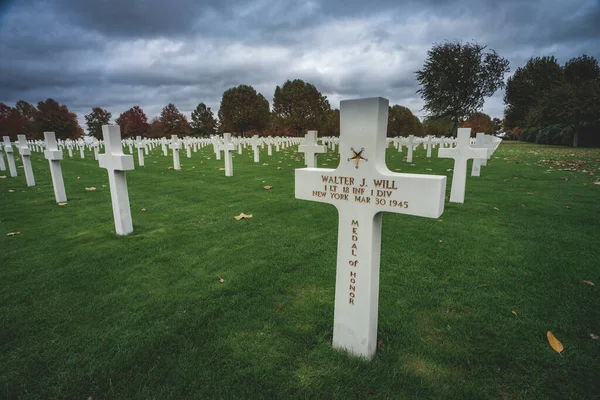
446 168 453 172
521 204 526 208
264 186 273 190
77 176 80 179
141 208 146 212
6 232 21 236
426 168 432 171
563 205 571 209
512 310 523 323
437 219 443 222
547 331 564 354
8 189 15 193
58 202 68 206
234 213 253 220
590 333 599 340
527 192 534 195
0 176 6 179
494 207 500 211
85 187 96 191
560 177 569 182
593 181 600 185
439 239 443 243
217 275 225 283
219 168 225 171
377 338 384 352
262 163 269 166
582 280 595 286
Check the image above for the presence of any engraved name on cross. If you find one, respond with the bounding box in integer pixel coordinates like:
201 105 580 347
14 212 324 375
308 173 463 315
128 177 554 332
298 130 326 168
98 125 135 235
438 128 487 203
44 132 67 203
295 97 447 359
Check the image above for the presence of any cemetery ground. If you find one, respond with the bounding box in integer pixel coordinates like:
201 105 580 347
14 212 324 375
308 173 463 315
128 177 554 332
1 142 599 400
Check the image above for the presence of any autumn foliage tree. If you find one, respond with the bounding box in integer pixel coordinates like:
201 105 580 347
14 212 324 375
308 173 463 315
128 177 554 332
85 107 112 139
190 103 216 136
218 85 270 136
159 103 190 137
116 106 150 139
272 79 330 136
36 98 83 140
15 100 38 136
461 112 493 135
0 103 26 140
416 41 510 135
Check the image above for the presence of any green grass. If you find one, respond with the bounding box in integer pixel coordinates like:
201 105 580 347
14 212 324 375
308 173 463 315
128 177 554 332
1 141 599 399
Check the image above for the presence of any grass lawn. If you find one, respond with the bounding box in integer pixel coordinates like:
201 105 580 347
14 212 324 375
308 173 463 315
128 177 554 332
1 141 599 399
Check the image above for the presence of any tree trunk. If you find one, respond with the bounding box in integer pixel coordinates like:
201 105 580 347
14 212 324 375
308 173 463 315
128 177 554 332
572 130 579 147
452 117 459 137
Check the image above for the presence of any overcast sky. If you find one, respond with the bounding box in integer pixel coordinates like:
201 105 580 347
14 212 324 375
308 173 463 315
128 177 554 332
1 0 598 130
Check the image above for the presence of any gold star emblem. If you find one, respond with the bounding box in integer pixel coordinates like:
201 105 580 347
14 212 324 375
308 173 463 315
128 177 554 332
347 147 368 169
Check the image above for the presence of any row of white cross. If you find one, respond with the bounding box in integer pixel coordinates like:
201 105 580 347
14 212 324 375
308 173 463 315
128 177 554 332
1 97 501 361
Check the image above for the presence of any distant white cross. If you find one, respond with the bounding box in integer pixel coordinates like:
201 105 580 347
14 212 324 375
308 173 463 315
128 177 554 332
298 130 326 168
136 136 145 167
17 135 35 186
438 128 487 203
222 133 236 177
44 132 67 203
0 142 6 172
250 135 260 163
406 134 414 163
98 125 135 235
295 97 446 359
170 135 181 171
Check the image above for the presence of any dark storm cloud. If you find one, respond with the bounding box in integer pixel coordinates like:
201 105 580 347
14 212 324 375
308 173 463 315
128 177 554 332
0 0 598 128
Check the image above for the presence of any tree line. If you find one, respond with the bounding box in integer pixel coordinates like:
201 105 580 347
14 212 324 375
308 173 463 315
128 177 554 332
1 40 597 146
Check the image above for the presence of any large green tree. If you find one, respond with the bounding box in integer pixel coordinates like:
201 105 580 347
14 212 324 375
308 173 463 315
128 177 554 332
416 41 510 135
36 99 83 140
504 56 564 130
218 85 270 136
160 103 190 137
190 103 217 136
321 109 340 137
387 105 423 137
530 56 600 146
116 106 150 139
85 107 112 139
272 79 330 136
423 116 454 136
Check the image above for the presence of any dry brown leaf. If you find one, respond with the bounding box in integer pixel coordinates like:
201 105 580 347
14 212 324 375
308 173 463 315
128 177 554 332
141 208 146 212
512 310 523 323
58 202 68 206
563 205 571 209
547 331 564 354
590 333 599 340
217 275 225 283
593 181 600 185
6 232 21 236
219 168 225 171
85 187 96 191
233 213 253 220
527 192 534 195
582 280 595 286
77 176 81 179
439 239 443 243
264 186 273 190
8 189 15 193
262 163 269 166
560 177 569 182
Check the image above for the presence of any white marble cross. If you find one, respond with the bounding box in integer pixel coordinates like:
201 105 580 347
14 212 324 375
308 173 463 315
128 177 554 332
438 128 487 203
471 132 486 177
222 133 236 177
98 125 135 235
135 136 145 167
17 135 35 186
170 135 181 171
406 135 414 163
298 130 326 168
250 135 260 163
3 137 17 177
295 97 446 359
426 136 433 158
0 142 6 172
44 132 67 203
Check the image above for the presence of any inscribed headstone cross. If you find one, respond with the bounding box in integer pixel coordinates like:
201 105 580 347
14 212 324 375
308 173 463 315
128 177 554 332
295 97 446 359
